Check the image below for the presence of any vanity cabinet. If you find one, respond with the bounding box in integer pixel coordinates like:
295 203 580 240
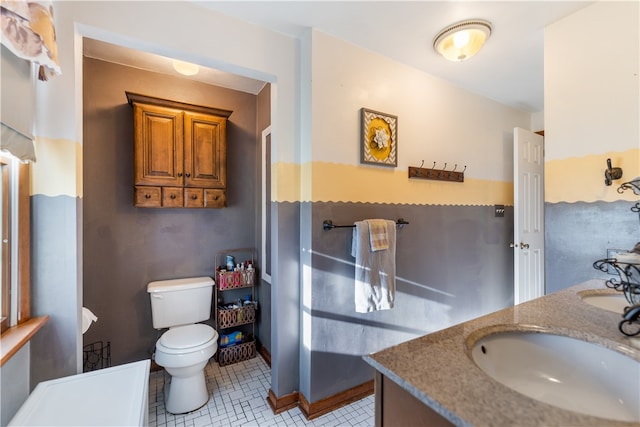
126 92 232 208
374 372 453 427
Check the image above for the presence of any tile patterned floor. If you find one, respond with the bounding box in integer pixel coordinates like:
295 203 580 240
148 355 374 427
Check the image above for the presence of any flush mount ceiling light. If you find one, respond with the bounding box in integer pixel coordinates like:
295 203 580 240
172 59 200 76
433 19 492 62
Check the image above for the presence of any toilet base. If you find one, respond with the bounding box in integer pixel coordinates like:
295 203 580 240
164 369 209 414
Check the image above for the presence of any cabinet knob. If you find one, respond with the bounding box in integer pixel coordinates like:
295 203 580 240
177 173 183 177
185 173 191 178
145 194 151 199
214 196 219 200
170 194 176 199
191 195 198 200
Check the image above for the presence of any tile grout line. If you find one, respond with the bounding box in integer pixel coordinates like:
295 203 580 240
149 356 374 427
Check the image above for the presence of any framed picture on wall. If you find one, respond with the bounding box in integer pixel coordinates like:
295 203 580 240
361 108 398 167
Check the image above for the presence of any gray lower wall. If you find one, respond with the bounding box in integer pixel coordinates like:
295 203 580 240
1 343 30 425
305 202 514 402
31 195 81 387
270 201 301 398
545 201 640 294
82 58 259 366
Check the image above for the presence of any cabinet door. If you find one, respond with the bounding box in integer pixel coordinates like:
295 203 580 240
183 112 226 189
133 103 184 186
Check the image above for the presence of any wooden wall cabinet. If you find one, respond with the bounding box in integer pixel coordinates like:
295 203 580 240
126 92 232 208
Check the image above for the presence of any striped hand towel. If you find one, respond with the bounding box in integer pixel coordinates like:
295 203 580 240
365 219 388 251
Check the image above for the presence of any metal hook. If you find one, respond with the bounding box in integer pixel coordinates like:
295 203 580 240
431 161 436 170
448 164 458 178
439 163 447 178
415 160 425 176
462 165 467 173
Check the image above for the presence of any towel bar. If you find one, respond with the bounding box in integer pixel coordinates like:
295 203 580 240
322 218 409 231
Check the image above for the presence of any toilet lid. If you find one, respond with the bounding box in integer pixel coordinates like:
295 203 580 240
159 324 217 350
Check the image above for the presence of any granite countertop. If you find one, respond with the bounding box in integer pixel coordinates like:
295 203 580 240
363 279 640 427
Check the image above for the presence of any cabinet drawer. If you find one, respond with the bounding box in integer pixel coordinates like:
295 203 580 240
184 188 204 208
134 186 161 207
204 189 226 208
162 187 183 207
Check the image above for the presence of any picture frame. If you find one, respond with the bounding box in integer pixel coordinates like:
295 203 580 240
361 108 398 167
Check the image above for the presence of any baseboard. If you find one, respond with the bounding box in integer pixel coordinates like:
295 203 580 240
258 344 271 367
299 380 374 421
267 389 299 415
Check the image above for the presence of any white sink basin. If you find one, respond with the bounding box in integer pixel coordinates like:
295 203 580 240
580 292 629 313
468 328 640 422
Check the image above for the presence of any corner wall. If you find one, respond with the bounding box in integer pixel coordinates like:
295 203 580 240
544 1 640 293
299 30 531 403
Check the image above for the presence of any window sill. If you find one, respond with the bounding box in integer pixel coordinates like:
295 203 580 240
0 316 49 367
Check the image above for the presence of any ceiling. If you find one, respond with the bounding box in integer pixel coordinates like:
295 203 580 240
84 1 593 113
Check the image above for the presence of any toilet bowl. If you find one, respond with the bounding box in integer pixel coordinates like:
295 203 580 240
154 324 218 414
147 277 218 415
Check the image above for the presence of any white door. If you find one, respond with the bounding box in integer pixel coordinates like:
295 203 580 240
513 127 545 304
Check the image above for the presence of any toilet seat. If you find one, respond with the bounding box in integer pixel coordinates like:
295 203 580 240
157 324 217 355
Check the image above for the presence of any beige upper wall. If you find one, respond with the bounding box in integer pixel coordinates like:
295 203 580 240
545 1 639 161
310 30 531 182
297 30 529 205
544 1 639 203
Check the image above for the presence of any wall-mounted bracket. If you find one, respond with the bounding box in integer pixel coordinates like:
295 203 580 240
604 158 623 186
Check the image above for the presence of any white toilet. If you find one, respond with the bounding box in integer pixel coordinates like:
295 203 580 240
147 276 219 414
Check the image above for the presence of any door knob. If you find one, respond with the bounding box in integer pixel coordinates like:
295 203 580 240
510 243 517 248
521 243 530 249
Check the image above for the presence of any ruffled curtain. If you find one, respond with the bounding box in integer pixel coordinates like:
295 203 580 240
0 0 61 81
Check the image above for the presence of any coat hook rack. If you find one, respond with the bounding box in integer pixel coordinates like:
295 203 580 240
409 161 465 183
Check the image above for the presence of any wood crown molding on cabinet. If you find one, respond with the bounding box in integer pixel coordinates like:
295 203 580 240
125 92 232 119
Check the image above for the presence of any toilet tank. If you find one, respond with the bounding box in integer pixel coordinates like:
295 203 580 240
147 277 214 329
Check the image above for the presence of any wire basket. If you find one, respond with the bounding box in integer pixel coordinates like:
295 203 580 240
216 269 255 290
217 304 256 329
217 335 256 367
83 341 111 372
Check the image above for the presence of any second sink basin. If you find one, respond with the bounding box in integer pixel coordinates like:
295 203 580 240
467 326 640 422
579 291 629 313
